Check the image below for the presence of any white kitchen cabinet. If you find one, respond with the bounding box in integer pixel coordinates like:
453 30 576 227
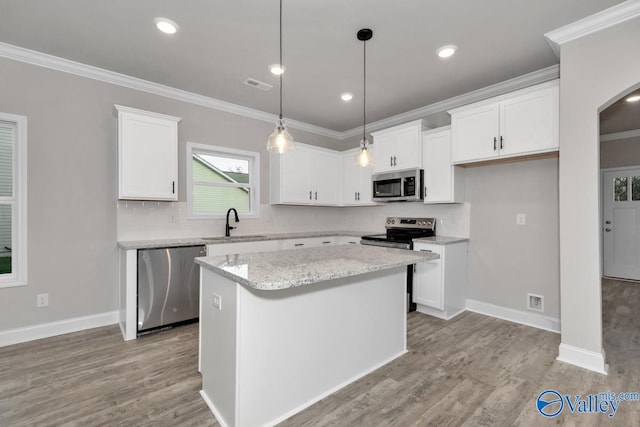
422 127 465 204
206 240 280 256
341 147 375 206
371 120 426 173
449 81 558 165
280 236 336 250
116 105 181 201
270 143 341 206
336 235 361 245
413 241 468 319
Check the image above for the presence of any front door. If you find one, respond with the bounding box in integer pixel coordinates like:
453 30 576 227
603 168 640 280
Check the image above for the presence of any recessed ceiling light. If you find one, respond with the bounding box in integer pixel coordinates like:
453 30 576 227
437 44 457 59
270 64 286 75
626 95 640 102
155 17 178 35
341 93 353 102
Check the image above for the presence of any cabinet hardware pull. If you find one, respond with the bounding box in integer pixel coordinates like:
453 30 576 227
419 249 432 252
493 137 497 151
357 192 360 200
605 228 612 232
424 186 427 198
393 156 397 166
172 181 175 194
309 191 312 200
294 243 304 247
314 191 318 200
605 220 611 224
322 241 331 244
390 156 393 166
355 191 357 201
500 136 504 150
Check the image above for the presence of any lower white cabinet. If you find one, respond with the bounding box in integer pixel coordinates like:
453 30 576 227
412 241 468 319
206 240 280 256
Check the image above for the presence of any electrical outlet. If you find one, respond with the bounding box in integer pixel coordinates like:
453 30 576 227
212 293 222 310
36 293 49 307
516 213 526 225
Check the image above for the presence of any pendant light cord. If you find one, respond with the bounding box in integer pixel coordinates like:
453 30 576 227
362 38 366 143
279 0 284 122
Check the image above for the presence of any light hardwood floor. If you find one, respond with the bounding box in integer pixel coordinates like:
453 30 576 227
1 279 638 426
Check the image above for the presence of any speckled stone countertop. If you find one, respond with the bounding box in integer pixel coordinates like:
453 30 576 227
118 231 374 250
412 236 469 245
195 244 439 290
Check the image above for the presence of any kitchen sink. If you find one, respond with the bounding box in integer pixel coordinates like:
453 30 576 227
202 235 267 241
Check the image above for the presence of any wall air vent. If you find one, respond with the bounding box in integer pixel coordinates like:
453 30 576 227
527 293 544 312
244 78 273 91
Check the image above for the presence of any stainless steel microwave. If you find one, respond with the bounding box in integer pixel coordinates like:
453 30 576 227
371 168 424 202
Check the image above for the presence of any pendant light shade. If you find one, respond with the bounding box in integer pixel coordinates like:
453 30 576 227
267 0 295 153
356 28 373 167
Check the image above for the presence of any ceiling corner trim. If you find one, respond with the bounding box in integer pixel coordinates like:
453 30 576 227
600 129 640 142
0 41 342 140
545 0 640 56
342 64 560 139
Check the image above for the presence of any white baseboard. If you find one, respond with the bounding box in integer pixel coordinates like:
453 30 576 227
465 299 561 333
415 304 465 320
0 311 119 347
557 343 608 374
200 390 230 427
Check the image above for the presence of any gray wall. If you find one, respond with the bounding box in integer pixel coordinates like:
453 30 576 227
600 136 640 169
0 56 339 331
465 158 560 318
559 17 640 355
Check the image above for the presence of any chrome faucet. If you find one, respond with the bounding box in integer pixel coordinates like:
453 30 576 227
225 208 239 237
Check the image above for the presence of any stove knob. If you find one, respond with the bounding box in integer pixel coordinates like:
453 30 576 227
418 221 423 226
391 219 396 224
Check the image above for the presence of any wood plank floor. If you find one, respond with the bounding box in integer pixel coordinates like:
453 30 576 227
1 279 638 426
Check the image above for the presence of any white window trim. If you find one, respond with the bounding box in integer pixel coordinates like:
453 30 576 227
186 142 260 219
0 113 27 288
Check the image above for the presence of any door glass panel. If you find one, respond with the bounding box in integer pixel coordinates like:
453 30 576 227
614 177 628 202
632 177 640 201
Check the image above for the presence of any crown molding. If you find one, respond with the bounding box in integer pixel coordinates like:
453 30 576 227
0 42 343 140
0 41 559 142
545 0 640 58
600 129 640 142
341 64 560 139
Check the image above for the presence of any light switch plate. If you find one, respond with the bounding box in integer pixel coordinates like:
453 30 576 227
516 213 526 225
212 293 222 310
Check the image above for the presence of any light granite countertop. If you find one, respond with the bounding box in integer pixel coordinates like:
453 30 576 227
118 230 374 250
195 244 439 290
413 236 469 245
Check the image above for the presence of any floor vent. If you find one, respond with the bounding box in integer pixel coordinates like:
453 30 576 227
244 78 273 91
527 293 544 312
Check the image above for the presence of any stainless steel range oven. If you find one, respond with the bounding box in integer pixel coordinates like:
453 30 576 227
361 217 436 312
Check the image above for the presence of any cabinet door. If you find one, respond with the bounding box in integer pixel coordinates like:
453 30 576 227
372 138 395 173
281 237 335 249
499 85 559 158
312 150 340 205
356 162 374 204
118 108 180 201
341 153 360 205
451 102 500 164
413 245 444 310
423 129 452 203
279 145 314 204
393 126 422 170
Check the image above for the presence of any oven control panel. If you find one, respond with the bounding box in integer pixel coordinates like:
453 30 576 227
385 217 435 230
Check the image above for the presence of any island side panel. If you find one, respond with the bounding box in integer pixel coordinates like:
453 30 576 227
200 268 239 427
236 267 407 427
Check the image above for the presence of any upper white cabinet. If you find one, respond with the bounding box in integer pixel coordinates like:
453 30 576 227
371 120 426 173
341 147 375 206
449 81 559 165
116 105 181 201
270 143 340 206
422 127 465 204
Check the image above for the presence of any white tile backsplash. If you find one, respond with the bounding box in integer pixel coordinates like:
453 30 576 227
117 201 470 241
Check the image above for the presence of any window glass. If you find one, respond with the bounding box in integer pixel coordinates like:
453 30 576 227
632 177 640 201
0 126 13 198
0 205 11 274
614 177 628 202
188 144 259 218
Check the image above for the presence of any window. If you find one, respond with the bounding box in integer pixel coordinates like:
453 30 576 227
0 113 27 288
187 142 260 219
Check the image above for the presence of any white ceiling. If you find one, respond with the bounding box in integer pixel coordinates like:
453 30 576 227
0 0 627 133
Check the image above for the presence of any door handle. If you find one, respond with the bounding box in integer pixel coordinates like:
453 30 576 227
605 220 611 224
605 228 612 232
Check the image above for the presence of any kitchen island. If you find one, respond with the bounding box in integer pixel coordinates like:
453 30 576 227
195 244 438 427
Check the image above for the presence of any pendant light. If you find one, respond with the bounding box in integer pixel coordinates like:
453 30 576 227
267 0 295 153
356 28 373 168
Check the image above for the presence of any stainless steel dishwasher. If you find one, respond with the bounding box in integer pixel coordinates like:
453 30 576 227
137 245 206 334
